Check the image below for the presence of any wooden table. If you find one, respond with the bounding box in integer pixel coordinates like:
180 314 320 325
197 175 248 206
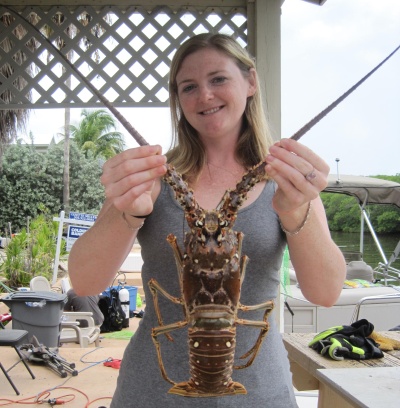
282 331 400 406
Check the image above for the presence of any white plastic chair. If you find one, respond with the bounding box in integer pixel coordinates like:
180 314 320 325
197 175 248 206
29 276 52 291
59 312 100 348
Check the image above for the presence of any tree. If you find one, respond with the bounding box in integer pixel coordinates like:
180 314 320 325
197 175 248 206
369 205 400 233
0 142 104 232
321 191 400 233
0 12 38 170
322 193 361 232
0 143 59 231
71 109 125 159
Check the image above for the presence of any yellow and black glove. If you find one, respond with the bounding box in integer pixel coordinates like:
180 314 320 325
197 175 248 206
308 319 384 361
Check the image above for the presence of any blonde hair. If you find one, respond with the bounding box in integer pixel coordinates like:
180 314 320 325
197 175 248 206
166 33 273 180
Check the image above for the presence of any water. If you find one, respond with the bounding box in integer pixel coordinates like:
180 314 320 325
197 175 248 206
331 231 400 270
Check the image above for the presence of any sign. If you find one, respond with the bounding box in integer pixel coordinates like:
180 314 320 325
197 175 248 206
69 212 97 222
65 213 97 251
53 211 98 283
66 225 90 251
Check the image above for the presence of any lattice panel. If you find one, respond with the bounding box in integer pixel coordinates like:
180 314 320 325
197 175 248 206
0 5 247 109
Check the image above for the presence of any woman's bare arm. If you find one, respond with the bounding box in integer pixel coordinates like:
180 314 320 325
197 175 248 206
266 138 346 307
68 145 166 295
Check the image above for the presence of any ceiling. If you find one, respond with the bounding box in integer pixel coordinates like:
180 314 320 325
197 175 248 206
0 0 328 10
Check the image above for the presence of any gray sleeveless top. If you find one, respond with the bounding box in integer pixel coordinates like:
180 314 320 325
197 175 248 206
111 180 298 407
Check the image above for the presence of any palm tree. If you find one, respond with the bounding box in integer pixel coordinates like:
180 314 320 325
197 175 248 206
0 12 38 171
71 109 125 159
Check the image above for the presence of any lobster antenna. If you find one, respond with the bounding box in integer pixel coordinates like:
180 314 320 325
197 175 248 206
290 44 400 141
3 6 149 147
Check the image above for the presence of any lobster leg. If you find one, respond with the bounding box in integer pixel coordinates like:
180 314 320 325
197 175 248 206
148 278 184 342
236 232 248 287
238 299 275 314
166 233 184 265
166 233 185 290
234 300 274 369
151 319 189 386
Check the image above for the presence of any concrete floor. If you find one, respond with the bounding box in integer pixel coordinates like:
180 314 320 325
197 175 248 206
1 246 318 407
0 317 141 407
1 317 319 407
0 260 318 408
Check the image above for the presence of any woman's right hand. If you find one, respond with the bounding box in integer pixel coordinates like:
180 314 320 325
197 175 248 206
100 144 167 216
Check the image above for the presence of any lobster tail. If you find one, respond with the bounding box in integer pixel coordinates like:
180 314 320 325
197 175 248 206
168 327 247 397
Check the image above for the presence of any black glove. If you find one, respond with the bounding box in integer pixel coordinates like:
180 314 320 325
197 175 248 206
309 319 383 360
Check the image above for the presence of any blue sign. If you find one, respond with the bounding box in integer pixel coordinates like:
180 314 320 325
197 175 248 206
68 225 90 239
66 225 90 251
69 212 97 222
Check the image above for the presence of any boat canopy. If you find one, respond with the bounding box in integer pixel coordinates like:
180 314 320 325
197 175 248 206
325 175 400 208
324 174 400 283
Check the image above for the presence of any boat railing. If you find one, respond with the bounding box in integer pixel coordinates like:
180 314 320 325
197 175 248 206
373 239 400 285
350 292 400 323
374 263 400 286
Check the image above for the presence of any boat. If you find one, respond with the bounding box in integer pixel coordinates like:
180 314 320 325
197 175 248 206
324 174 400 282
283 174 400 333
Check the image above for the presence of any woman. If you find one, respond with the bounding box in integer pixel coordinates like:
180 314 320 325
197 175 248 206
69 33 346 407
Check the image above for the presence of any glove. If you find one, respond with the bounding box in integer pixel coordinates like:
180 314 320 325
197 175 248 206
318 335 372 361
309 319 383 360
369 331 400 351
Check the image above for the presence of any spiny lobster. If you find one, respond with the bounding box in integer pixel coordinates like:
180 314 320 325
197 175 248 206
148 161 274 397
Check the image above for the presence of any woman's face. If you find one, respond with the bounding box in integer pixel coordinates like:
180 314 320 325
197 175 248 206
175 48 256 142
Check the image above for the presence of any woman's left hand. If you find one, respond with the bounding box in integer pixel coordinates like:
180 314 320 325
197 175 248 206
265 138 330 214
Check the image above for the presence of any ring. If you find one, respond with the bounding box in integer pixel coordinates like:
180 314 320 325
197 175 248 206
305 168 317 182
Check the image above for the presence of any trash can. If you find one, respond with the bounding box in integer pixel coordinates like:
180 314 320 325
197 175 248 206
1 291 67 348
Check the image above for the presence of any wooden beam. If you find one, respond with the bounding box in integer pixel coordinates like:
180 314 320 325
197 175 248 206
0 0 248 11
254 0 282 141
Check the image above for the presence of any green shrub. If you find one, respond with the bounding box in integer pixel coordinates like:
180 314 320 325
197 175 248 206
0 214 66 289
0 141 105 231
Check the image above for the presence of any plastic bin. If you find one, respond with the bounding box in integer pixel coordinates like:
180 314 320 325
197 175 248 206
1 291 67 347
102 286 138 311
